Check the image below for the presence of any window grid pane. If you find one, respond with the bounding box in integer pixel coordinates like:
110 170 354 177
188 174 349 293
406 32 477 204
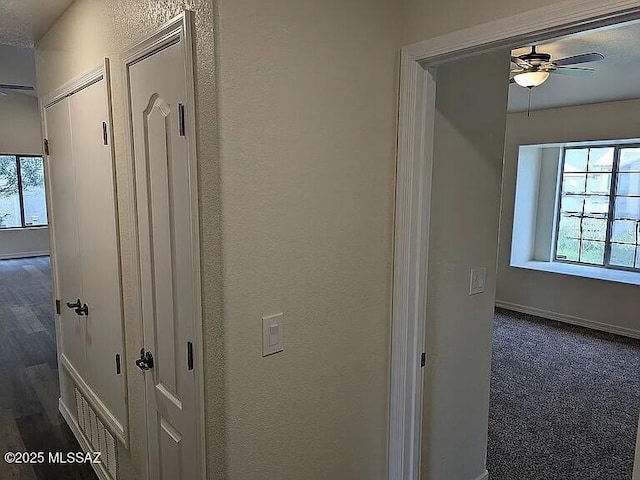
556 145 640 272
20 157 48 227
0 155 48 229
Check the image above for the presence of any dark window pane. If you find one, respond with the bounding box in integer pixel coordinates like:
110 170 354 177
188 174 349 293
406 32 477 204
587 148 614 172
0 156 21 228
614 197 640 220
610 243 635 268
611 220 637 244
620 148 640 172
562 174 586 194
586 173 611 195
564 149 588 171
616 172 640 196
582 218 606 241
580 240 604 265
557 237 579 261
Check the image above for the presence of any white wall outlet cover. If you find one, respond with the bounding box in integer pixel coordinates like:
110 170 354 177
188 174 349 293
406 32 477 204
469 267 487 295
262 313 284 357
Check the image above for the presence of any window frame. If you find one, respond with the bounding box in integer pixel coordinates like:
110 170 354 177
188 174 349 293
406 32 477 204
0 154 48 230
553 143 640 273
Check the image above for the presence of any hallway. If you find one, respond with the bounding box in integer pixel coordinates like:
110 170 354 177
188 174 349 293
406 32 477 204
0 257 96 480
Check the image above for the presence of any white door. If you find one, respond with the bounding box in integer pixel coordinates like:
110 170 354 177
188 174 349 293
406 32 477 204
45 72 127 436
68 79 126 425
128 39 200 480
46 97 86 371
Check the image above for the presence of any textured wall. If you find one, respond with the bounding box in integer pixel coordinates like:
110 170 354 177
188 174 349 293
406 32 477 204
497 99 640 334
37 0 399 478
401 0 565 45
0 93 41 154
422 50 510 480
35 1 219 478
215 0 399 478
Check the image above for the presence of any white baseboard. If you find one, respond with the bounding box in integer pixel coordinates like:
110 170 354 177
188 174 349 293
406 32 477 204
0 250 49 260
473 470 489 480
59 398 111 480
495 301 640 340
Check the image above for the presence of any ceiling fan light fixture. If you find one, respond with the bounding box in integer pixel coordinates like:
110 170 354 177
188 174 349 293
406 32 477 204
513 71 550 88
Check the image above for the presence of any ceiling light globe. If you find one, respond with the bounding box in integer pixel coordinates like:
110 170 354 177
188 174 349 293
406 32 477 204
514 71 550 88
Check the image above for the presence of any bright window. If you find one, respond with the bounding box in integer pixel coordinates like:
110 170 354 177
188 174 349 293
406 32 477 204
555 145 640 271
0 155 48 229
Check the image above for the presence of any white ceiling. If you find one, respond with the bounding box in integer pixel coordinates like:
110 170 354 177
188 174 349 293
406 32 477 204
0 0 73 47
508 20 640 113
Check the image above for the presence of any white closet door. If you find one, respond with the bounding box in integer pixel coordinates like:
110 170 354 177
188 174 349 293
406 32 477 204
68 78 126 426
45 98 86 373
129 40 198 480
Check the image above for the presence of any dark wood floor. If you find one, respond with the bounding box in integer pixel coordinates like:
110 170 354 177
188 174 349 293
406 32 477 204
0 257 96 480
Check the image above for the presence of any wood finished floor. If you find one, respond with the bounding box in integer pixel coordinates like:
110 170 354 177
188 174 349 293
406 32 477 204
0 257 96 480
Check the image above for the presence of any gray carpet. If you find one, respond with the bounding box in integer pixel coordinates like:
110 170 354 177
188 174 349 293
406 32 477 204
488 308 640 480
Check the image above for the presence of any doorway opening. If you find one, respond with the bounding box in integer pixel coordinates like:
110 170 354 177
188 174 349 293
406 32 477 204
490 21 640 478
390 3 640 480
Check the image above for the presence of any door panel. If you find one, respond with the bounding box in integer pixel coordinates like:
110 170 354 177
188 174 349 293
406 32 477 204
68 79 126 426
45 98 86 372
129 39 198 480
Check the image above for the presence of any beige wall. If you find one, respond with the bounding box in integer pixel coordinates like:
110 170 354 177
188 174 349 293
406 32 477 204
0 93 41 154
0 92 49 258
35 1 217 478
423 50 510 480
497 99 640 334
215 0 399 478
402 0 564 44
38 0 399 478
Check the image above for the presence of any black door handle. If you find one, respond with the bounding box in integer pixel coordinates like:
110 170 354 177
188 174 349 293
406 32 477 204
135 348 154 371
65 299 89 316
66 299 81 309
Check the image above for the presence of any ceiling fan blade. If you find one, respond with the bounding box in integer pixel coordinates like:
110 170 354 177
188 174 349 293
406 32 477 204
511 56 532 68
0 84 35 91
549 66 595 76
553 53 604 66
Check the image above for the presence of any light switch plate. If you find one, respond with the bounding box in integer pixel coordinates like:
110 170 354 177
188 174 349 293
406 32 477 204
262 313 284 357
469 267 487 295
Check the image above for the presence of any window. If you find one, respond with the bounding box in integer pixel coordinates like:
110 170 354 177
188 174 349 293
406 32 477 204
0 155 48 229
555 145 640 271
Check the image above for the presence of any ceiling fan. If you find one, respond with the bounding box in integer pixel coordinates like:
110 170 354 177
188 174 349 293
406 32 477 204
0 83 36 97
510 46 604 88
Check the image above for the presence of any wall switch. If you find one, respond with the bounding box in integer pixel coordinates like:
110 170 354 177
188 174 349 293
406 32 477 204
262 313 284 357
469 267 487 295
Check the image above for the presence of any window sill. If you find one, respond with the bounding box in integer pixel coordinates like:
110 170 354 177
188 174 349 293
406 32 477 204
511 260 640 286
0 226 49 232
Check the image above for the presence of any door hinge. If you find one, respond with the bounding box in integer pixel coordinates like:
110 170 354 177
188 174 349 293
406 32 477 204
421 352 426 367
102 122 108 145
178 103 185 136
115 354 121 375
187 341 194 371
55 299 61 315
44 139 50 155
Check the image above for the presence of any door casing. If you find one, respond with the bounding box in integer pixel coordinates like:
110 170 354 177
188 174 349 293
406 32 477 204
389 1 640 479
121 11 206 480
